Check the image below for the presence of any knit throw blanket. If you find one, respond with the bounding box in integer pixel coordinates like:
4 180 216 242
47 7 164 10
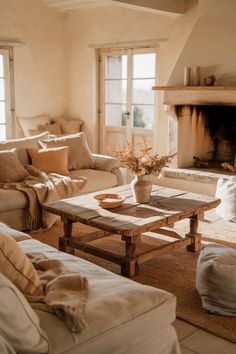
1 165 87 230
27 253 89 333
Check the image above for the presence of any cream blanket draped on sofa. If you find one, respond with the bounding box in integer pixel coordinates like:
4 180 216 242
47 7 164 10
27 253 89 333
0 165 87 230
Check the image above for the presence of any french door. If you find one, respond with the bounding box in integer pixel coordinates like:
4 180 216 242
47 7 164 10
0 49 12 140
99 47 157 153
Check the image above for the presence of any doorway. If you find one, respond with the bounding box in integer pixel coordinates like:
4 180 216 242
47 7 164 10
99 47 157 154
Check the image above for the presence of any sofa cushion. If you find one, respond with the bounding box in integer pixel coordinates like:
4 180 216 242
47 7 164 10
69 169 117 193
17 115 51 137
0 132 49 165
18 238 176 354
0 149 29 182
0 189 28 212
0 233 43 295
28 146 69 175
39 132 95 170
0 272 49 354
0 222 31 241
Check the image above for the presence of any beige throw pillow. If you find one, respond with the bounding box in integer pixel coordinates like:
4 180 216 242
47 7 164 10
39 132 95 170
0 233 43 296
28 146 69 175
0 131 49 164
37 122 62 135
0 273 49 354
57 118 83 134
0 149 29 183
17 114 51 137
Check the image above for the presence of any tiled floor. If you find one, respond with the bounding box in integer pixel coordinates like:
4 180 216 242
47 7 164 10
174 319 236 354
173 210 236 354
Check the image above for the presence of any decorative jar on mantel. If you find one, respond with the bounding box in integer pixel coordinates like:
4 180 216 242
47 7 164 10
131 174 152 203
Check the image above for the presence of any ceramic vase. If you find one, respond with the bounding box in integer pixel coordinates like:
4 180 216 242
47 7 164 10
131 174 152 203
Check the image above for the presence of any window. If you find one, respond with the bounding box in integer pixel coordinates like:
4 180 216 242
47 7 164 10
0 48 13 141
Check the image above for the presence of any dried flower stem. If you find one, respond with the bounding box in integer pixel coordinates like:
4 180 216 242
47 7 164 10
113 136 176 176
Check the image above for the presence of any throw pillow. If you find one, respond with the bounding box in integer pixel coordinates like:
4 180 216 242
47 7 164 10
0 332 16 354
39 132 95 170
37 122 62 135
17 114 51 137
0 222 31 242
215 176 236 222
0 131 49 165
57 118 84 134
0 273 49 354
0 232 43 295
0 149 29 183
28 146 69 175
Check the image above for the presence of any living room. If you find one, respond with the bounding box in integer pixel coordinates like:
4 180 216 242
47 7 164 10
0 1 236 354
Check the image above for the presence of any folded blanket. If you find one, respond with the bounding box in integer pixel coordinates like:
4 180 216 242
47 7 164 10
27 253 89 333
1 165 87 230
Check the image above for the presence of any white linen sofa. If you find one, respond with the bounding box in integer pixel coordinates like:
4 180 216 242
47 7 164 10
0 132 124 230
0 224 181 354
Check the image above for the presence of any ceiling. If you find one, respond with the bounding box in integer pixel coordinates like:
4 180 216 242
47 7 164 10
43 0 185 15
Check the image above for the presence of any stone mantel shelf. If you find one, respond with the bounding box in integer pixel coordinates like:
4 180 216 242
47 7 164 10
152 85 236 105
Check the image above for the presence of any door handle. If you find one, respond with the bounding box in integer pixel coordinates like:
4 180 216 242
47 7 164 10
125 112 130 120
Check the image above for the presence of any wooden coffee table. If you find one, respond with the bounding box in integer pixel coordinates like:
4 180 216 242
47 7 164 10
43 185 220 277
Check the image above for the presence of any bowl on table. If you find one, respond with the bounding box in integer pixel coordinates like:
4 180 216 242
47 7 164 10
93 193 125 209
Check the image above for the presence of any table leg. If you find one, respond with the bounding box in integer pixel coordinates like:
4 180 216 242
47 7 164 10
59 218 74 254
121 235 139 277
186 215 202 252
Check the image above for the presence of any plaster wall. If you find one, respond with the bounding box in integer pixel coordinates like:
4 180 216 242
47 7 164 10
169 0 236 85
65 5 176 151
0 0 66 124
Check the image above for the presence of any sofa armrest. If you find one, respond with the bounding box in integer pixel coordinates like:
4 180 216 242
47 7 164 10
93 154 120 172
92 154 125 186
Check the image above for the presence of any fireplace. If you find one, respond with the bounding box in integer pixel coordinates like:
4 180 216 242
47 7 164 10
168 104 236 171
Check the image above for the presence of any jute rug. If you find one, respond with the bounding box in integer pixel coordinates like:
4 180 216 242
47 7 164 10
29 219 236 344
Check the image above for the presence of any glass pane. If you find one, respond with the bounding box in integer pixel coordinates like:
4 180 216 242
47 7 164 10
105 79 127 104
133 53 156 78
0 79 5 100
0 102 6 124
105 104 126 127
0 55 3 77
132 105 154 129
132 79 155 104
106 55 127 79
0 124 6 141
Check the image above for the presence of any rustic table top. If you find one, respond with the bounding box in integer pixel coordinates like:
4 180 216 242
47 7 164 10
43 184 221 236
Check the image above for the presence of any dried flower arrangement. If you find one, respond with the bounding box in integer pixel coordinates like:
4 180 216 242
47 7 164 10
114 136 176 176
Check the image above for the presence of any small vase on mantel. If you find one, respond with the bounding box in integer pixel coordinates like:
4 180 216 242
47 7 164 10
131 174 152 203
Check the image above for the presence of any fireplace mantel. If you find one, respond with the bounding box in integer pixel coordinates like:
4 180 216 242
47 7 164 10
152 85 236 105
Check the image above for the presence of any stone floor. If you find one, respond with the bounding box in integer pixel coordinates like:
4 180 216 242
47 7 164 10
174 210 236 354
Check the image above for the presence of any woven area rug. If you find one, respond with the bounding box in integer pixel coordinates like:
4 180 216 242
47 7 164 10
29 219 236 344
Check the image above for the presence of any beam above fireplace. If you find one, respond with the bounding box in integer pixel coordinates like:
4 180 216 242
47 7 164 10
152 85 236 106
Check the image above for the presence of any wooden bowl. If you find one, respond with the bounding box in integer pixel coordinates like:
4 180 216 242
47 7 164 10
93 193 125 209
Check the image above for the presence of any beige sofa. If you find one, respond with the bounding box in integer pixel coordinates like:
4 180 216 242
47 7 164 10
0 132 124 230
0 223 181 354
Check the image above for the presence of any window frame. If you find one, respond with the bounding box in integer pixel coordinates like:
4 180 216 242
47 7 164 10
0 47 14 140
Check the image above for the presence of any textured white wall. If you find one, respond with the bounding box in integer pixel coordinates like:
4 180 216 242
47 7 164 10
0 0 66 121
